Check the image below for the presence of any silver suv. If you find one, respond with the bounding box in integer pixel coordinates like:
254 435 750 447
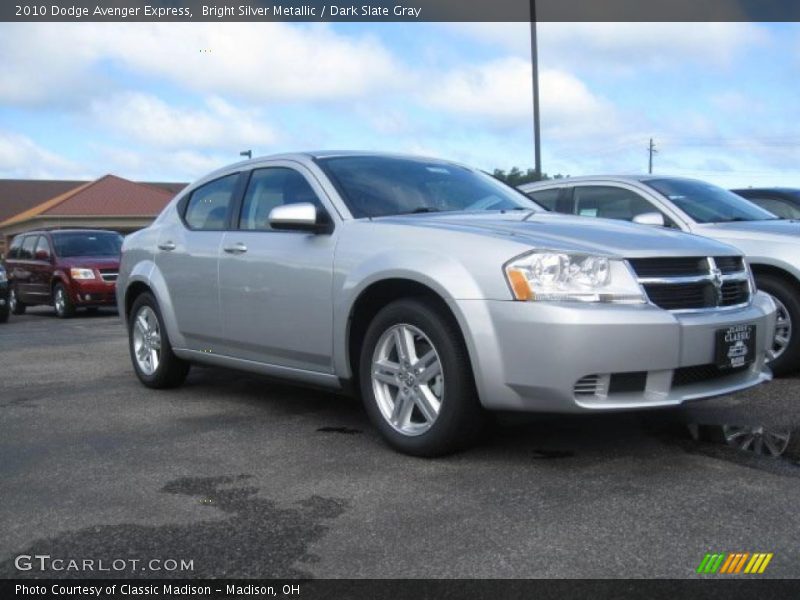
520 176 800 375
118 153 775 456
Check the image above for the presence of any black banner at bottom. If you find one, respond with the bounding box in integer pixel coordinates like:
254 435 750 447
3 579 800 600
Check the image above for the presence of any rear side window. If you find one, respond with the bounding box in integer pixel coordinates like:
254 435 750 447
7 236 23 259
526 188 561 211
20 236 37 260
184 174 239 231
573 186 659 221
239 168 323 231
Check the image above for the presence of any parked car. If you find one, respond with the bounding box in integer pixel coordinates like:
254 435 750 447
118 153 775 456
520 176 800 375
731 188 800 220
5 229 122 318
0 264 9 323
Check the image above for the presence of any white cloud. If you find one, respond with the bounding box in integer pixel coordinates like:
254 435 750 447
0 23 406 106
445 22 768 73
0 132 83 179
90 93 278 149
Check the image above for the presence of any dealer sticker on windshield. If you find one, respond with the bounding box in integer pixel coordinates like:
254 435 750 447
715 323 756 370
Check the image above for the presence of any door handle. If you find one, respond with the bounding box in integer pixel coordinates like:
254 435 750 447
223 242 248 254
158 241 176 251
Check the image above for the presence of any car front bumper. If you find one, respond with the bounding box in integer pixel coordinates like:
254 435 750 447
454 291 776 413
69 279 117 306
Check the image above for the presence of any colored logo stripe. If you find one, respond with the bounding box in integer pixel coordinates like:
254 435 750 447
697 552 773 574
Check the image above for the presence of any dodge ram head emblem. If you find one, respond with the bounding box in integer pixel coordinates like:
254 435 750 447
711 267 724 305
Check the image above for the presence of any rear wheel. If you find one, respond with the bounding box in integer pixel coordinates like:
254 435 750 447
53 283 75 319
755 274 800 376
9 286 25 315
359 298 485 456
128 292 189 389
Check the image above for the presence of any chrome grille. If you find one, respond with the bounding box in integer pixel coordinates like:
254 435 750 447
629 257 751 312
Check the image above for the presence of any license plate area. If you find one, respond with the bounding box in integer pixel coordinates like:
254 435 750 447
715 323 755 370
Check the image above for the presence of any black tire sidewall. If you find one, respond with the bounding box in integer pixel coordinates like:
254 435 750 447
10 286 25 315
128 292 188 389
359 298 483 456
756 274 800 376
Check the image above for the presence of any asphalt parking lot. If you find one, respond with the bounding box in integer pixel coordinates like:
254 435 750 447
1 307 799 579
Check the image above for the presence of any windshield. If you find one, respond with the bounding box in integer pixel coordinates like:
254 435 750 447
645 178 779 224
53 232 122 257
318 156 539 218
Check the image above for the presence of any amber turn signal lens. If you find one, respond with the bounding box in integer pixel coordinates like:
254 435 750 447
506 269 533 301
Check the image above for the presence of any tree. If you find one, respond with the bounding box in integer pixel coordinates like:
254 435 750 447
491 168 568 186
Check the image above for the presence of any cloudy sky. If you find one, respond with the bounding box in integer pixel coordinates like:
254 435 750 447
0 21 798 187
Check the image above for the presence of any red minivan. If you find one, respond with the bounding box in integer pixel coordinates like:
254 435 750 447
4 229 122 318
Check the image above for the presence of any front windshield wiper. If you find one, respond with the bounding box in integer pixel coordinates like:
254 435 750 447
396 207 441 215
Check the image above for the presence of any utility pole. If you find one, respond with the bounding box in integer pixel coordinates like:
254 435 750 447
648 138 657 174
530 0 542 180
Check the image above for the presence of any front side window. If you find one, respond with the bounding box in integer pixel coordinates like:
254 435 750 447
573 186 661 221
645 178 778 224
318 156 537 219
20 236 37 260
52 232 122 257
184 174 239 231
239 168 323 231
34 236 52 261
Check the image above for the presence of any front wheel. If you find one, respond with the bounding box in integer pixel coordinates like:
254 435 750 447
756 274 800 376
53 283 75 318
128 292 190 389
9 287 25 315
359 298 485 457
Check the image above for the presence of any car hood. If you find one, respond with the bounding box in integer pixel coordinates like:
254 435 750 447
58 256 120 270
694 219 800 243
376 212 739 258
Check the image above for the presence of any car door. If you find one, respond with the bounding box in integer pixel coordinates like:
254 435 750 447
570 184 681 228
155 172 242 351
217 162 337 372
30 235 54 301
15 235 38 301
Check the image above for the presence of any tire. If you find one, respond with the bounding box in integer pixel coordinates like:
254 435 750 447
53 283 75 319
0 303 8 323
359 297 485 456
9 286 25 315
755 274 800 376
128 292 190 389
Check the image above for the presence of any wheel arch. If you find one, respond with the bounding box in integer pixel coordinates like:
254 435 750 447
750 262 800 293
342 277 477 389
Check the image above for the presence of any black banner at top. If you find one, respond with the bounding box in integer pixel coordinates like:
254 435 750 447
3 0 800 22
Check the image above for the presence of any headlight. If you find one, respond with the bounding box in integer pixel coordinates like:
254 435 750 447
504 251 646 303
70 268 95 280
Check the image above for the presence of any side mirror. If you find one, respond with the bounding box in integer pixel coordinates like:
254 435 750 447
632 212 665 227
268 203 329 233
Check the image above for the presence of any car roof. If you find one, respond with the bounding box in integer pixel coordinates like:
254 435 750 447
519 174 707 190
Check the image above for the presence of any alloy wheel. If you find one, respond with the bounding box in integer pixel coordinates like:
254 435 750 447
371 323 444 436
767 294 792 363
722 424 791 457
54 288 66 316
132 305 162 376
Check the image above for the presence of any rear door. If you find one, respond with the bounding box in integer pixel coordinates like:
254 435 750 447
30 235 54 301
155 173 242 351
15 236 38 301
217 162 338 372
